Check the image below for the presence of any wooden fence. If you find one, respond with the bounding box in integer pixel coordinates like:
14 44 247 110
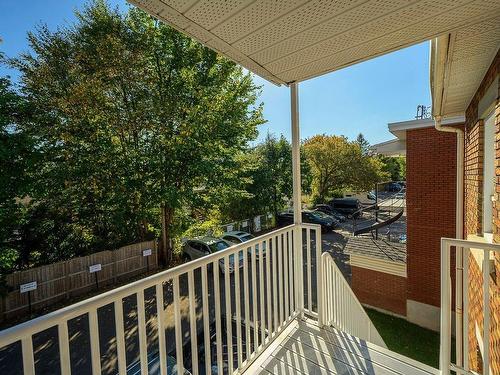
1 240 158 321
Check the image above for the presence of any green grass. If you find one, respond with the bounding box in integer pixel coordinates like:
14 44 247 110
366 308 451 369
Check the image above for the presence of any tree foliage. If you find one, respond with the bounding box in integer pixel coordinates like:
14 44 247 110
6 0 263 266
356 133 371 156
303 134 388 202
379 155 406 181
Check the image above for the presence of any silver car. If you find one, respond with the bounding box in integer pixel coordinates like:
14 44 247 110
182 236 243 272
222 231 266 258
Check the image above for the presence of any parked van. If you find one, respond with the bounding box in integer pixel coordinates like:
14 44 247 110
328 198 362 218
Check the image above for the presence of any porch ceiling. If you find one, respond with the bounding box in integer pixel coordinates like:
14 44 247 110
128 0 500 86
431 14 500 118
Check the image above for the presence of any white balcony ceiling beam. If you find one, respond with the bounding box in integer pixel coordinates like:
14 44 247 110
129 0 500 86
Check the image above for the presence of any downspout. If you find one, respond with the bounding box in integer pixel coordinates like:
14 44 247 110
431 35 465 368
434 115 465 368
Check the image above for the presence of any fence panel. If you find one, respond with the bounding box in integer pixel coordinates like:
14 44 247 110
1 240 157 321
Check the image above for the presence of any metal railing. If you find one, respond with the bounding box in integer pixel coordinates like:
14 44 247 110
0 224 322 375
320 252 387 348
440 237 500 375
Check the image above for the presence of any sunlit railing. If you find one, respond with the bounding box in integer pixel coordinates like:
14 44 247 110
0 224 322 375
320 252 386 348
440 238 500 375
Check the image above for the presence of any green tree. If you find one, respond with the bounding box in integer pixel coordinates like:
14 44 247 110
0 73 36 272
11 1 264 265
379 155 406 181
356 133 371 156
304 134 387 202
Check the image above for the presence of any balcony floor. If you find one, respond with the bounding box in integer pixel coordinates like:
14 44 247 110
244 317 439 375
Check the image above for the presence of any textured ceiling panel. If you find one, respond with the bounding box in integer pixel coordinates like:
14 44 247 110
211 0 308 44
184 0 249 30
441 14 500 116
130 0 500 85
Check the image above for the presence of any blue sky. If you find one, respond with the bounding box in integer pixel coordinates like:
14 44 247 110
0 0 431 145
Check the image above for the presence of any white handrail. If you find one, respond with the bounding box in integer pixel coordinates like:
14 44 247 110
0 224 307 375
440 237 500 375
320 252 387 348
0 222 384 374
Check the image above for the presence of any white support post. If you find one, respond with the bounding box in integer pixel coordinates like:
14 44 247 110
440 239 451 375
290 82 304 317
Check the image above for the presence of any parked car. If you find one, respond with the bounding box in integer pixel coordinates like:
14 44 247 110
222 230 266 257
313 204 346 222
367 191 376 200
328 198 363 218
385 182 402 192
222 230 254 243
277 210 337 231
182 236 243 272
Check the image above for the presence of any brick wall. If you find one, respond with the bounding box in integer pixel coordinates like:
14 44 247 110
464 119 484 236
406 126 458 307
464 50 499 373
351 266 407 316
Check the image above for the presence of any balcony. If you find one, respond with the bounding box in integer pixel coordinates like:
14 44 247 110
0 224 442 375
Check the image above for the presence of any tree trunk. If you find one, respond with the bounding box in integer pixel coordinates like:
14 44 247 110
160 204 174 267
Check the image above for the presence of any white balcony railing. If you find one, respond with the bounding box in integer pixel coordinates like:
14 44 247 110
320 252 386 348
0 224 327 375
0 223 390 375
440 238 500 375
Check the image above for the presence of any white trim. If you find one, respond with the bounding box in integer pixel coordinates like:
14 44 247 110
350 254 407 277
388 115 465 140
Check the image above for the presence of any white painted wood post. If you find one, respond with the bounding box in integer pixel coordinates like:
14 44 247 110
290 82 304 317
440 239 451 375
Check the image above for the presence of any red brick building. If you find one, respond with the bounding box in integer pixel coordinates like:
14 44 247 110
371 46 499 373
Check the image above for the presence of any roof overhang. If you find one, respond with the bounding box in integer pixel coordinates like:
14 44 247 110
373 115 465 156
371 139 406 157
388 115 465 140
129 0 500 86
431 14 500 118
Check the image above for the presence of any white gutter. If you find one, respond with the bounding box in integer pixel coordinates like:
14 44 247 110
431 35 465 368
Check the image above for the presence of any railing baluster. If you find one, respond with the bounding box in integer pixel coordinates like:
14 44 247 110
288 230 295 315
463 249 469 373
243 249 251 361
259 241 266 345
58 321 71 375
155 283 168 375
278 233 284 327
272 235 278 336
316 228 322 323
266 237 272 338
115 298 127 375
88 308 101 375
251 244 259 351
306 228 312 312
137 289 148 375
188 270 199 375
201 266 212 375
483 249 490 375
21 336 35 375
234 251 243 368
283 232 290 321
224 255 233 374
213 261 223 373
173 276 184 374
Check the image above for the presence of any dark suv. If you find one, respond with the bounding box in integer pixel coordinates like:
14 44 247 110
276 210 338 231
328 198 362 218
